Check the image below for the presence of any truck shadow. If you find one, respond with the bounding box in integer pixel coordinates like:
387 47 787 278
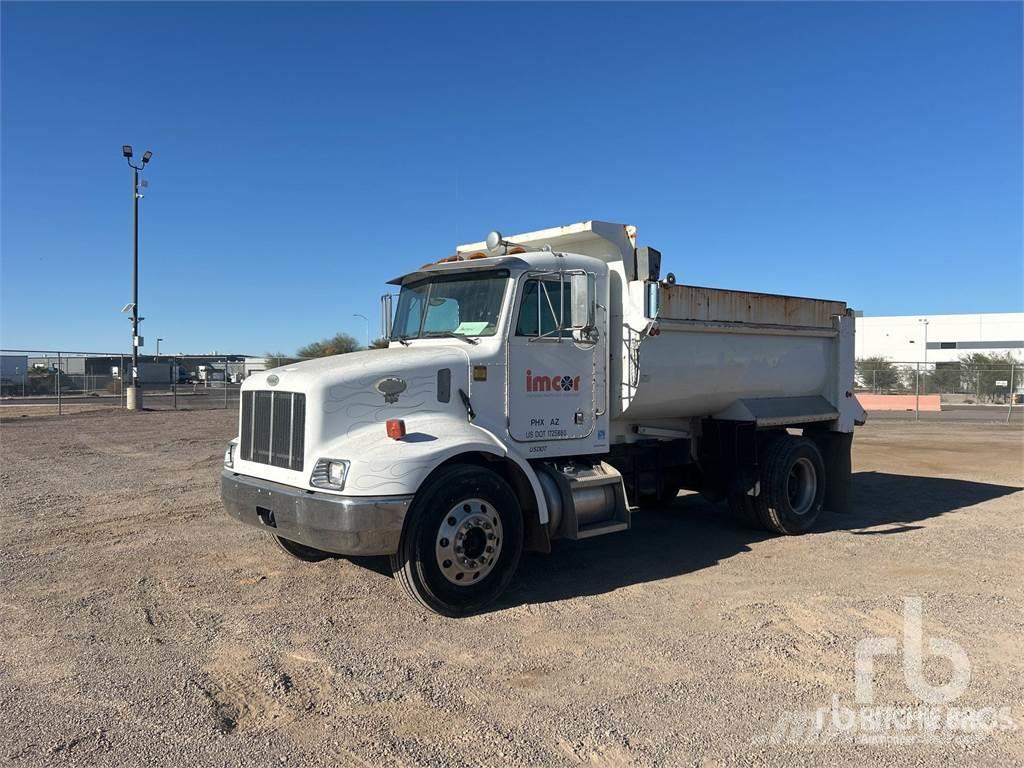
497 471 1022 610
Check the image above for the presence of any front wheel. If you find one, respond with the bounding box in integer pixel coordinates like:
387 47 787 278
269 533 333 562
390 464 524 617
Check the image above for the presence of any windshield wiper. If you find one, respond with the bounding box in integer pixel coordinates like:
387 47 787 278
422 331 479 345
394 335 411 346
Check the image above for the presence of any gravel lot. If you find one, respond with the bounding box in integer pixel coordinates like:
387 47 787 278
1 409 1021 766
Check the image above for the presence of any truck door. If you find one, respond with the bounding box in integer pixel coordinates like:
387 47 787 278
506 271 600 442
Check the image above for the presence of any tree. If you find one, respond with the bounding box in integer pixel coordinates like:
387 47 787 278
855 357 905 392
921 362 962 395
296 332 360 359
959 351 1020 402
263 352 297 369
369 337 390 349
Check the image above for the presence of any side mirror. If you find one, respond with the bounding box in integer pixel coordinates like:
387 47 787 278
379 293 395 338
570 273 595 330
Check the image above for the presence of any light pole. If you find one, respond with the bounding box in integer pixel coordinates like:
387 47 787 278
918 317 930 397
123 144 153 410
354 313 370 348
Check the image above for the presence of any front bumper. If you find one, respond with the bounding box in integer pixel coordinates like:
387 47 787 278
221 470 413 556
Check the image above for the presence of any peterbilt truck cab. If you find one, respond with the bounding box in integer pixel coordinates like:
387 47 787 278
222 221 863 616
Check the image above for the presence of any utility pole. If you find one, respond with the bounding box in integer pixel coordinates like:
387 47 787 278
157 338 163 359
122 145 153 410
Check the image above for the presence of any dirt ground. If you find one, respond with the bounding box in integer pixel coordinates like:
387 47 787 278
1 409 1021 767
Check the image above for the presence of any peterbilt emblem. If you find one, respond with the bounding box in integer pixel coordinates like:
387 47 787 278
266 374 279 386
375 376 407 404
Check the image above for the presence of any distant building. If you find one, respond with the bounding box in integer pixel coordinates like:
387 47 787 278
20 353 258 381
855 312 1024 363
0 354 28 383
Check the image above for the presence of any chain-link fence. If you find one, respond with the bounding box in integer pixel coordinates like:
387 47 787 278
4 348 1020 424
855 358 1022 422
0 349 278 416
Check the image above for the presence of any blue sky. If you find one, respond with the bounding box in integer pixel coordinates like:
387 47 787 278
2 1 1021 355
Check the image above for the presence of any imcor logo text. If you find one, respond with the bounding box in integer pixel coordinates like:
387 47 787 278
525 370 581 393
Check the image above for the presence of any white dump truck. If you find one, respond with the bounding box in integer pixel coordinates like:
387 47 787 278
222 221 865 615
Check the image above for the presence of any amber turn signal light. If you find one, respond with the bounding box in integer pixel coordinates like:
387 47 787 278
386 419 406 439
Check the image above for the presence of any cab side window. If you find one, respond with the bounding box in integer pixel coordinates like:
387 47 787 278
515 278 571 338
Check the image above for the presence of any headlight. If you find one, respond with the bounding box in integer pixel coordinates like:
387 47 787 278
224 442 236 468
310 458 350 490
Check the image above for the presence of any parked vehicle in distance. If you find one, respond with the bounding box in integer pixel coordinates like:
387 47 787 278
197 365 226 383
112 362 176 386
222 221 865 615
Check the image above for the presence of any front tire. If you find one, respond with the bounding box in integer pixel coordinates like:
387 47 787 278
269 533 333 562
390 464 524 617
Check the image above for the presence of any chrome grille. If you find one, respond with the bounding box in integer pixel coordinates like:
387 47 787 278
240 391 305 471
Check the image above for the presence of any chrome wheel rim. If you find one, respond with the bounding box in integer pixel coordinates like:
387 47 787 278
435 498 503 585
787 457 817 515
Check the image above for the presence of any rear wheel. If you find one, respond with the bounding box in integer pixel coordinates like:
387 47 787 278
637 473 682 509
269 533 333 562
390 464 523 617
753 436 826 535
659 477 682 505
726 492 763 529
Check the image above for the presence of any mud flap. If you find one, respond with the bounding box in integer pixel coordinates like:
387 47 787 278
807 430 853 513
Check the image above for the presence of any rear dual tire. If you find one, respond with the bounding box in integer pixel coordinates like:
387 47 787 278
727 435 826 535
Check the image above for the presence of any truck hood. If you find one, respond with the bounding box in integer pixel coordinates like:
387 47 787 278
245 346 471 397
242 346 472 448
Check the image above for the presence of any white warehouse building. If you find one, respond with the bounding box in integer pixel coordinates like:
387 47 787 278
854 312 1024 364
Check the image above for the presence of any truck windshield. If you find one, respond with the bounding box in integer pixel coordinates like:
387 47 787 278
391 270 509 340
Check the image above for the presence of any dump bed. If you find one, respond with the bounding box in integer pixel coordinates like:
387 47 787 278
658 284 846 330
618 283 855 426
